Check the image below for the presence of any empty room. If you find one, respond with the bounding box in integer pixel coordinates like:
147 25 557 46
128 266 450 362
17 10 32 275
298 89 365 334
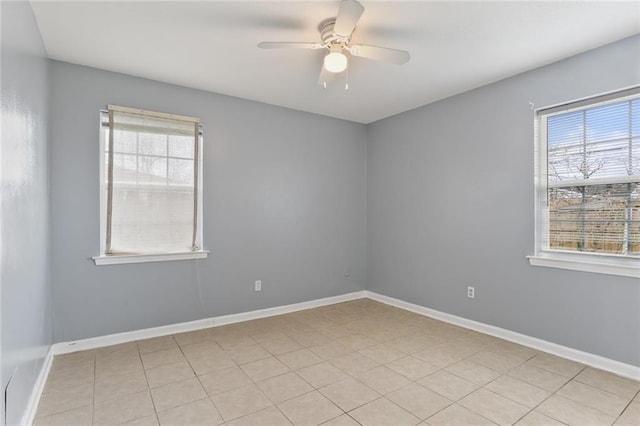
2 0 639 425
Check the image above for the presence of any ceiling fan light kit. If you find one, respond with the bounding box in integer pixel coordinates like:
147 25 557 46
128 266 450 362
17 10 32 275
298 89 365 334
324 50 348 73
258 0 410 89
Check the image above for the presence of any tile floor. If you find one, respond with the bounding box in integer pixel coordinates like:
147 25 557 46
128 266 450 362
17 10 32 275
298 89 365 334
34 299 640 425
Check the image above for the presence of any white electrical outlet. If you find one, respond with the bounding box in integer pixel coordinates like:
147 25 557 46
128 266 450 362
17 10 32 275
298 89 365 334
467 286 475 299
255 280 262 292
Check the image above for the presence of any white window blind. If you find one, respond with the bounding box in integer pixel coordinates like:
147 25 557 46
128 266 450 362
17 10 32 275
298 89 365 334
104 106 201 255
539 91 640 257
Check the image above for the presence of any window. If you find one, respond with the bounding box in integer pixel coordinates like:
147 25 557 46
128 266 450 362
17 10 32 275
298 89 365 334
529 88 640 278
93 105 207 265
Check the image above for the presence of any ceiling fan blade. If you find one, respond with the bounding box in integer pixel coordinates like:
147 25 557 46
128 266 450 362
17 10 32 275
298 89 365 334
349 44 410 65
258 42 323 49
334 0 365 38
318 65 335 88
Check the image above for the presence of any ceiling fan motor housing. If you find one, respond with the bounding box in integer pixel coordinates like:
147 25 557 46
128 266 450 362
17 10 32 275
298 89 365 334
319 19 348 47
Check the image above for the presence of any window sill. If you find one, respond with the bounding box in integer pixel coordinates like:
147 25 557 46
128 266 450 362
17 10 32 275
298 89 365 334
93 250 209 266
527 253 639 278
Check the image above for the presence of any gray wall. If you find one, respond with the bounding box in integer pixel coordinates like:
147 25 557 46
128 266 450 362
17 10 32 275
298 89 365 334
49 62 367 343
367 35 640 367
1 2 53 424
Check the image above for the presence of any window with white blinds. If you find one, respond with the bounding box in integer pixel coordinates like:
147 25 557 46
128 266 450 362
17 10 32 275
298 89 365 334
97 105 204 261
536 89 639 262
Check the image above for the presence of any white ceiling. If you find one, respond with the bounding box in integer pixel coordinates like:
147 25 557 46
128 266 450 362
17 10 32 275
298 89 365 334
31 1 640 123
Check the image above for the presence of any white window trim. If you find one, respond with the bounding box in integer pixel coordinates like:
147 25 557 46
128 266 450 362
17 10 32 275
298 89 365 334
94 108 208 266
529 87 640 279
93 250 209 266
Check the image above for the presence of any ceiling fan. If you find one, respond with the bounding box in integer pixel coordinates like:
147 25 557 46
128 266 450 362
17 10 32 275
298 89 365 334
257 0 410 89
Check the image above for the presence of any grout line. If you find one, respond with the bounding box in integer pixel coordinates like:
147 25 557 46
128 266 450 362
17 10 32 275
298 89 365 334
135 343 161 425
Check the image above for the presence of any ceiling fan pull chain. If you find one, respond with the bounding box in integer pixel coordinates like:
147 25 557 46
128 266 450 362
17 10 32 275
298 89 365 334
345 66 349 91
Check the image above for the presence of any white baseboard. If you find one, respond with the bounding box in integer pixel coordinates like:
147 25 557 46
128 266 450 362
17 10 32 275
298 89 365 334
21 347 54 426
52 290 367 355
365 290 640 381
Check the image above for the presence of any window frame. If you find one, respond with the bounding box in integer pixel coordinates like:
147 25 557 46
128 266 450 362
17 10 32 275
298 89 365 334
93 106 208 265
528 87 640 278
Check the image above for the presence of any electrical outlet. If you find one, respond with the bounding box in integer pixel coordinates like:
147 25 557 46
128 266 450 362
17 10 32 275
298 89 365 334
255 280 262 292
467 286 475 299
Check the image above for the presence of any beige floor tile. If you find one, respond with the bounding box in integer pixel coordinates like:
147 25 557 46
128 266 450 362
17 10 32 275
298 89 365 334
277 348 324 370
186 351 236 376
515 410 565 426
50 351 95 373
485 375 550 408
413 346 466 368
309 341 353 360
357 366 412 394
126 414 159 425
329 352 380 376
458 388 529 425
261 337 304 355
145 360 195 388
318 325 354 340
157 398 223 425
257 372 313 404
557 380 630 417
241 357 290 382
95 353 144 380
35 302 631 426
387 356 440 381
289 331 333 347
358 344 405 364
335 334 378 351
297 361 348 388
250 331 288 344
216 335 258 350
387 383 451 420
94 390 155 425
35 383 94 418
466 351 523 373
367 328 405 343
418 371 478 401
508 364 570 392
425 404 496 425
226 344 272 365
537 395 617 425
180 340 224 359
319 378 380 411
526 353 585 378
211 384 273 421
95 342 139 360
491 341 539 362
277 390 343 426
386 335 436 354
320 414 360 426
575 367 640 399
173 329 214 346
94 369 149 403
349 397 420 426
227 406 292 426
199 366 253 396
33 405 92 426
615 401 640 425
150 377 208 412
43 362 94 393
137 336 178 354
140 347 185 370
445 360 500 386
